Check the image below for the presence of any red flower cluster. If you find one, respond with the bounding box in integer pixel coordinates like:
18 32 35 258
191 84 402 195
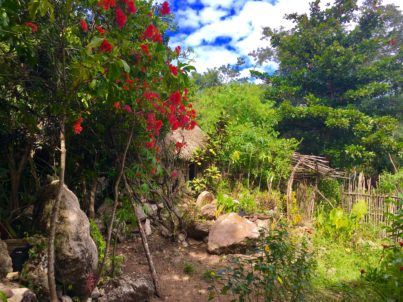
98 0 116 10
168 91 181 105
123 104 132 112
73 117 84 135
175 141 186 151
97 26 105 34
389 38 397 46
171 170 177 178
161 1 170 15
146 113 163 136
115 8 127 29
169 64 178 76
175 46 181 56
144 91 160 101
85 272 96 294
140 44 150 55
143 24 163 43
145 140 156 149
80 19 88 32
25 22 38 33
113 102 121 109
100 39 113 52
127 0 137 14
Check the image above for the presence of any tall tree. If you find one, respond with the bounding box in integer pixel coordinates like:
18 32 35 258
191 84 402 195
253 0 402 174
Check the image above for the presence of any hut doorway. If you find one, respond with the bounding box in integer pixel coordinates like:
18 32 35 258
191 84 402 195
188 163 197 181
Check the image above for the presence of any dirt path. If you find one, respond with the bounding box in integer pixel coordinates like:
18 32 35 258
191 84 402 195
117 234 232 302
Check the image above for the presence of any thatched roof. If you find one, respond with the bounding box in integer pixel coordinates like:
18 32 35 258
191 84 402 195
163 125 208 161
292 152 346 179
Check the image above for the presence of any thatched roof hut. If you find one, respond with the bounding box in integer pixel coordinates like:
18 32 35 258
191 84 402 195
163 125 208 161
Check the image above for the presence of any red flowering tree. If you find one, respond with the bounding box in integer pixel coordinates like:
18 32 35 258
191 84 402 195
73 1 196 297
1 0 195 300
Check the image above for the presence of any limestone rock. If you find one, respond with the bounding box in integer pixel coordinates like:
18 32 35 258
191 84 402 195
144 219 152 236
207 213 259 254
33 182 98 299
135 205 147 222
102 273 155 302
196 191 215 208
6 272 19 281
0 282 37 302
143 203 158 217
0 284 13 298
255 219 269 231
158 225 172 238
200 203 216 220
0 239 12 278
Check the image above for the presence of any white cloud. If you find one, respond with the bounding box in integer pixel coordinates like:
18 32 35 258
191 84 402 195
174 8 201 29
189 46 239 72
199 7 228 24
170 0 402 73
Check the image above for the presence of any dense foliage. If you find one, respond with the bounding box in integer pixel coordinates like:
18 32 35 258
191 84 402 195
252 0 402 174
0 0 195 219
193 83 298 190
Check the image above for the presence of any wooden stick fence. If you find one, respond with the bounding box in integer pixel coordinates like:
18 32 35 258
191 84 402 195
341 172 400 231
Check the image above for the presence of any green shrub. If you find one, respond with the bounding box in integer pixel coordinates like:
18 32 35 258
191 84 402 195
89 219 106 264
188 177 207 194
216 192 239 213
364 194 402 300
208 223 315 301
315 200 368 241
239 191 257 214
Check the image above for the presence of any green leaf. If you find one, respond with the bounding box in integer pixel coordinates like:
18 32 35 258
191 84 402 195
28 0 40 18
86 37 104 55
120 59 130 73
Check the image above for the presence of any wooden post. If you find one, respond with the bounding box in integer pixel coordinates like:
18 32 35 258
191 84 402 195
287 159 302 219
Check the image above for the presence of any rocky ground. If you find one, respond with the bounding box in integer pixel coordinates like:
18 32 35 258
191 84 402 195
117 234 233 302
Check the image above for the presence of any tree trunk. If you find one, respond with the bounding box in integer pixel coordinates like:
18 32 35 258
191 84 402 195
48 120 66 302
88 177 97 219
94 124 134 287
8 144 31 212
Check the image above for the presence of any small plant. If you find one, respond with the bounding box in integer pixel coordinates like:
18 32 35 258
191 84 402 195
239 191 257 214
188 177 208 194
208 222 315 301
315 200 368 241
110 255 125 276
183 262 194 274
26 235 46 259
216 192 238 213
0 291 7 302
89 219 106 264
202 270 218 283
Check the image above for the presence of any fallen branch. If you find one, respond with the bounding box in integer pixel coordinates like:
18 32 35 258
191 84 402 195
315 188 335 208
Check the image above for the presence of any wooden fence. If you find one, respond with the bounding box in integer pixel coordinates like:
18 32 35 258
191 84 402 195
341 173 400 226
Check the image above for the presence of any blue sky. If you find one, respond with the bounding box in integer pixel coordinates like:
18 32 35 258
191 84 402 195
166 0 401 77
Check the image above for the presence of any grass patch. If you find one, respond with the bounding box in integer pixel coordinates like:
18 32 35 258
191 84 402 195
308 234 385 301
